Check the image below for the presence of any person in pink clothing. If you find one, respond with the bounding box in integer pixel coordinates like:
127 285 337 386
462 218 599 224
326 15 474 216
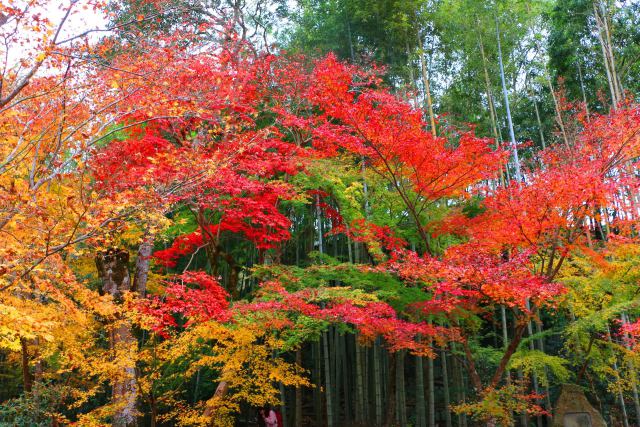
262 406 278 427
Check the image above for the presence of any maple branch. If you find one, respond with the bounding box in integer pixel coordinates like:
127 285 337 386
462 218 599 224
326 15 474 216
183 245 208 273
489 320 527 390
0 214 129 293
601 127 640 174
460 337 484 394
0 75 70 115
32 113 179 192
576 332 596 383
354 128 432 253
0 209 18 231
544 228 560 279
54 12 166 45
0 0 74 109
0 65 42 109
26 216 128 272
49 51 148 77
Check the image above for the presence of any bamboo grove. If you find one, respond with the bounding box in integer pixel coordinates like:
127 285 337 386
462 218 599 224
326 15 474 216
1 0 640 426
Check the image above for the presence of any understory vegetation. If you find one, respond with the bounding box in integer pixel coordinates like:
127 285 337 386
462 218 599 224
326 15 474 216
1 0 640 426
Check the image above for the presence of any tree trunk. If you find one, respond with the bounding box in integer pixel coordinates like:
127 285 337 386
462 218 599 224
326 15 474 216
577 61 590 121
323 330 334 427
406 40 420 108
360 159 371 221
95 248 138 427
501 306 511 385
346 224 354 264
525 300 543 427
279 383 287 427
534 319 553 421
517 368 529 427
313 341 323 426
533 96 546 150
396 350 407 427
364 344 370 421
427 356 435 427
333 328 341 424
133 234 154 296
599 1 623 99
478 28 506 187
341 333 351 423
417 28 437 137
490 322 526 389
545 71 570 147
203 378 230 424
478 30 499 143
607 325 630 427
296 348 303 427
441 348 452 427
346 19 355 62
373 338 383 426
355 335 365 423
384 351 397 427
416 355 426 427
316 193 324 254
621 313 640 425
150 394 158 427
593 1 620 108
495 15 522 182
21 338 32 393
452 346 467 427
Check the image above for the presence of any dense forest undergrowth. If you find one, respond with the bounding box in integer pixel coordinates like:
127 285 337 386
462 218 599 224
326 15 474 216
1 0 640 426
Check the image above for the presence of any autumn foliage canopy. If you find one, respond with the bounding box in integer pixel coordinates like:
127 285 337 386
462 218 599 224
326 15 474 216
1 1 640 426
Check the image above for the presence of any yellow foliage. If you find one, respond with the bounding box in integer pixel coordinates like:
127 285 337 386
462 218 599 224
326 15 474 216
133 317 310 427
560 241 640 318
560 241 640 396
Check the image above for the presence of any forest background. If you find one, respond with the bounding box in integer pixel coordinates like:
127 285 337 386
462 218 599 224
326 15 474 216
1 0 640 426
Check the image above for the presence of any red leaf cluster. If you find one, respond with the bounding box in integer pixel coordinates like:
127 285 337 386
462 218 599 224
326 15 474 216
139 272 230 335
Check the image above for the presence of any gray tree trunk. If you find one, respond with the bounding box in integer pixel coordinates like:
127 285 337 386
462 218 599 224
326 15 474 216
95 248 137 427
133 235 153 296
355 335 365 423
501 306 511 384
279 383 287 427
607 325 630 427
533 96 546 150
495 15 522 183
534 319 553 421
478 29 506 187
621 313 640 425
593 1 620 107
295 349 303 427
313 342 323 425
332 328 340 423
341 333 351 422
545 71 570 147
599 1 623 98
577 61 591 121
418 29 437 136
427 357 435 427
323 330 334 427
416 355 426 427
374 338 383 426
441 348 452 427
364 345 370 420
396 350 407 427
